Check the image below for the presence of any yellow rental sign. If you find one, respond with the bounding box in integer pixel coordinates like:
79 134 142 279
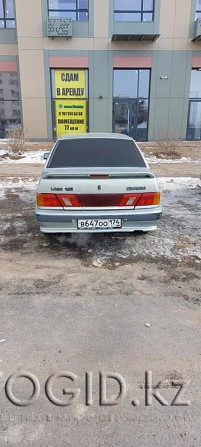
55 100 87 138
54 69 87 137
54 70 86 99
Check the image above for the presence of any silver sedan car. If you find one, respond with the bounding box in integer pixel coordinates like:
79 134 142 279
36 133 162 233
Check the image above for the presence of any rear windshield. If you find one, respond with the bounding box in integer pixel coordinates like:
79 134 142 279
47 138 146 168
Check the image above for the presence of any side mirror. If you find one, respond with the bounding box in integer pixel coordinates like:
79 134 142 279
44 152 50 160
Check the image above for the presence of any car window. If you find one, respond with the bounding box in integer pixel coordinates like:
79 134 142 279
47 138 146 168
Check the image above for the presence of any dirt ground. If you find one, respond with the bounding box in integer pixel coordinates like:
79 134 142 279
0 144 201 446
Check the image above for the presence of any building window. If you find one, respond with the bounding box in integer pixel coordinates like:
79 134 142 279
0 72 21 138
187 69 201 140
113 69 150 141
114 0 154 22
48 0 88 21
196 0 201 19
0 0 15 28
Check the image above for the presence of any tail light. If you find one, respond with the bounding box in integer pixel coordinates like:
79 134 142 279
58 193 160 207
37 193 62 207
137 192 161 206
57 194 80 207
58 194 123 207
119 194 141 206
37 193 79 207
37 192 161 208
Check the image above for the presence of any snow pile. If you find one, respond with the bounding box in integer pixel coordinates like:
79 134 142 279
0 150 45 164
146 155 200 164
0 149 8 156
0 139 10 145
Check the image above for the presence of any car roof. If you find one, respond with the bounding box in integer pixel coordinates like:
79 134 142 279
58 133 134 141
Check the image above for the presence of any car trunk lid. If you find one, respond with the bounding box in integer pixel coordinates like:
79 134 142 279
37 169 159 209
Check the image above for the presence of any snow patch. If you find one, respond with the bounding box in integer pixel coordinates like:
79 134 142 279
0 150 45 164
158 177 200 191
146 155 200 164
0 177 38 199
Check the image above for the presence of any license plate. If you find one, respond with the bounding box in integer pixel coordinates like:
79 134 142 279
77 219 122 230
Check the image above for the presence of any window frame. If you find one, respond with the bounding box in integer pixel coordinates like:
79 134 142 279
187 68 201 140
0 0 15 28
189 68 201 99
187 99 201 140
114 0 154 22
0 71 22 138
113 68 151 142
113 68 151 100
47 0 89 21
196 0 201 19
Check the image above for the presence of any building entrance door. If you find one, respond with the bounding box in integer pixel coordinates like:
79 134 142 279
113 99 138 139
113 98 148 141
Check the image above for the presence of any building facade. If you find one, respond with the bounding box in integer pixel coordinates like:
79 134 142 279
0 0 201 141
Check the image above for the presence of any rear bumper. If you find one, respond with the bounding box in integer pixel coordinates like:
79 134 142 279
35 206 162 233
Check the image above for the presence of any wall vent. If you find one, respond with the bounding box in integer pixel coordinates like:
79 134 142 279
47 17 72 38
